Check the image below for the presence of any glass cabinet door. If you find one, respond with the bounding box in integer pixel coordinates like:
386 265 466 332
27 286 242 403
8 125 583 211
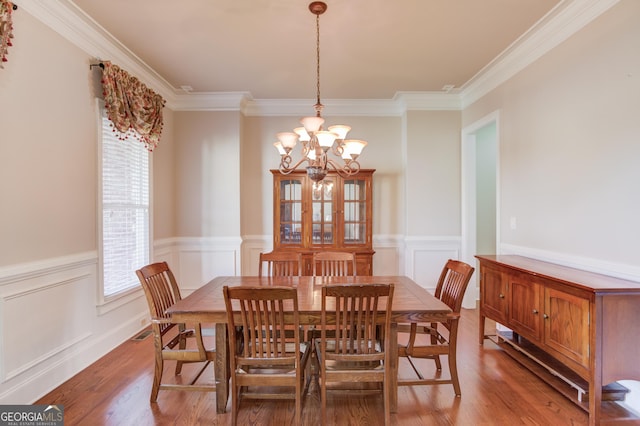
311 177 336 246
278 178 303 245
343 178 368 245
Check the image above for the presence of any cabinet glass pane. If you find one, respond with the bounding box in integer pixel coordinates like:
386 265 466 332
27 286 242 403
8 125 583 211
344 223 366 244
323 224 333 243
313 224 334 244
344 202 367 222
344 180 366 201
311 179 335 246
279 179 302 245
344 179 367 245
281 223 302 243
281 180 302 201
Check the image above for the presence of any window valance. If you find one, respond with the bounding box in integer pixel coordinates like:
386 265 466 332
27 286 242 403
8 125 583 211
100 61 165 151
0 0 14 68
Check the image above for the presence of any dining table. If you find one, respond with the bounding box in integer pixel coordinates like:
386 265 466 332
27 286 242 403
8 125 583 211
165 275 454 414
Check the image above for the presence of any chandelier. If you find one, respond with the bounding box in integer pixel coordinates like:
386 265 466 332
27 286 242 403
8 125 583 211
273 1 367 183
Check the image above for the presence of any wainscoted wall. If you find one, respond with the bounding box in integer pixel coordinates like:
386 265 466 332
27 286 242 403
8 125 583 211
4 236 637 405
0 253 147 404
239 234 413 279
240 234 465 299
404 236 474 306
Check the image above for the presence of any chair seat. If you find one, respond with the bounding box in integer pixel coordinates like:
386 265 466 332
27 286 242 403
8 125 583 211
316 339 383 370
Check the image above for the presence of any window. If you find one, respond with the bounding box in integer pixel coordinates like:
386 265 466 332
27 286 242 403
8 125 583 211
99 104 150 299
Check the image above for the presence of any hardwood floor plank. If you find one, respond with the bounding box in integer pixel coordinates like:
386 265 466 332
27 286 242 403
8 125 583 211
35 308 591 425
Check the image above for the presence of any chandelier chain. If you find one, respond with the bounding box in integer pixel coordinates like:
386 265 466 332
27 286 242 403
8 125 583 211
315 12 321 113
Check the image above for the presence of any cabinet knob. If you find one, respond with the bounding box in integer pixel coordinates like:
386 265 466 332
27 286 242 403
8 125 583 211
543 314 549 319
532 309 538 314
499 293 505 299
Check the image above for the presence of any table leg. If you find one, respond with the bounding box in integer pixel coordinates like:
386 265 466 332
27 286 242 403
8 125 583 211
215 323 229 413
389 322 398 413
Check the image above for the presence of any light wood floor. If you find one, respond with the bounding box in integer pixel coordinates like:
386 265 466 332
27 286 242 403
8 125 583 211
36 308 593 425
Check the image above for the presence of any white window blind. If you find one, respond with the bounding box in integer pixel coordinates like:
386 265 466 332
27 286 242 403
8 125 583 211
100 108 150 298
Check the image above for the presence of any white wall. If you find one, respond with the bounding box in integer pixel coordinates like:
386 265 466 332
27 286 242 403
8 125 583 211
463 0 640 277
0 11 152 404
475 123 497 255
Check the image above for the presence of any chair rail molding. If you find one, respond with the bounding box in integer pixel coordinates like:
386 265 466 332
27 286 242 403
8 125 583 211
404 236 472 303
500 243 640 283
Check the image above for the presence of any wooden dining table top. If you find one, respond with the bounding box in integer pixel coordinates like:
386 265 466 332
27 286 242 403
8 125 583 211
166 275 453 324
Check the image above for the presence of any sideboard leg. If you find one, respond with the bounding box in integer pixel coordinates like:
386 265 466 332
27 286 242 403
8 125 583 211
479 312 486 344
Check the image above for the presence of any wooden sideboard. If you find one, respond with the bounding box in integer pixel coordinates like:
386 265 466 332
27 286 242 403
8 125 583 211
476 255 640 425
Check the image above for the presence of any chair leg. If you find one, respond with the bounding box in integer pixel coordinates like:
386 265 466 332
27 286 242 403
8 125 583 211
175 332 188 375
295 377 302 426
449 328 461 396
151 341 163 402
383 375 390 425
320 372 327 426
231 378 239 426
430 328 443 371
434 354 442 371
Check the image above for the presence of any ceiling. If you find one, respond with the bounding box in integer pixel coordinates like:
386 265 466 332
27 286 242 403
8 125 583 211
67 0 562 100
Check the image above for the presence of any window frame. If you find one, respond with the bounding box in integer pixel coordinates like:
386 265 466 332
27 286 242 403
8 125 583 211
96 99 153 312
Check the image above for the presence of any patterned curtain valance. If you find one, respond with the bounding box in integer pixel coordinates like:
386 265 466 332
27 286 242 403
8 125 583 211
0 0 14 68
101 61 165 151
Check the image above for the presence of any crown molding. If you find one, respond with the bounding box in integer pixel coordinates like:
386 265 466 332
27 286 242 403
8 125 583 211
17 0 179 105
20 0 618 114
242 98 406 117
170 92 253 112
459 0 620 108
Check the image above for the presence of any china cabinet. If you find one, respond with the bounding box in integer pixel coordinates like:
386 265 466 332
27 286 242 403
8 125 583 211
271 169 374 276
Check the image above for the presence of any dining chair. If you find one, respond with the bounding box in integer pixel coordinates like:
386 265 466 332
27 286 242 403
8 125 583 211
258 250 303 277
315 283 395 425
397 259 474 396
223 286 311 426
312 251 357 277
136 262 216 402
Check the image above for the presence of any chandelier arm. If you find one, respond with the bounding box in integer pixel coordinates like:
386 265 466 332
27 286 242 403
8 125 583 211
326 158 360 179
279 155 310 174
329 141 345 157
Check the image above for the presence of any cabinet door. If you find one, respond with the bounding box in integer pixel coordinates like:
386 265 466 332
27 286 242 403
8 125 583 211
481 265 508 324
341 176 371 247
276 177 304 247
544 287 590 369
508 273 542 341
310 176 337 248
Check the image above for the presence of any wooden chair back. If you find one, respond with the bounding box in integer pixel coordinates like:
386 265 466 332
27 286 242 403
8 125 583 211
136 262 182 337
259 251 303 277
223 286 310 426
321 283 393 357
312 251 356 277
435 259 475 328
317 283 394 425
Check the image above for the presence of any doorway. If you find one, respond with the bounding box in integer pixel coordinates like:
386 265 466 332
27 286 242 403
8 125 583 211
461 111 499 308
